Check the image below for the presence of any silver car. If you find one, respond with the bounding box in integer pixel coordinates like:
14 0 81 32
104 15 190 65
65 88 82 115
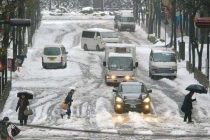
113 81 152 114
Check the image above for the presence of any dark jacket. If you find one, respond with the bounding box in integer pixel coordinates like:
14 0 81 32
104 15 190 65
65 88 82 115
0 121 10 139
181 93 196 113
65 93 73 106
16 98 29 120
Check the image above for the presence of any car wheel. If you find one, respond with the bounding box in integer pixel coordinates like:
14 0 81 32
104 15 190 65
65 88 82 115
114 24 117 29
131 28 135 32
96 45 100 51
64 63 67 68
118 27 121 31
84 44 88 51
149 71 151 77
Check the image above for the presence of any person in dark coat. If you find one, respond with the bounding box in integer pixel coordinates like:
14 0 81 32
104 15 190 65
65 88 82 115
0 117 11 140
61 89 74 119
181 91 196 123
16 95 29 125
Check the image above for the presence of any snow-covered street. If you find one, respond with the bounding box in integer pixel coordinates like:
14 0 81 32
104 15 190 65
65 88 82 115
1 12 210 139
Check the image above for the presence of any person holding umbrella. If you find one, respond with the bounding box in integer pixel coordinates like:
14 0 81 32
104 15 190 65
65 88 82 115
16 94 29 125
181 84 207 123
181 91 196 123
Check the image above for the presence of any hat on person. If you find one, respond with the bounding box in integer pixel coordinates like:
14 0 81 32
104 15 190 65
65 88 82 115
3 117 9 122
69 86 76 92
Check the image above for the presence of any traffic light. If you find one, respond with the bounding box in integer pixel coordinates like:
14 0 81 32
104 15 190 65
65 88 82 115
194 17 210 28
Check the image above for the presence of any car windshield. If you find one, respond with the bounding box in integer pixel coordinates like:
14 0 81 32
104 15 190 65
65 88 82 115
44 47 61 55
101 32 118 38
153 53 176 62
122 85 142 93
108 57 133 71
121 17 134 22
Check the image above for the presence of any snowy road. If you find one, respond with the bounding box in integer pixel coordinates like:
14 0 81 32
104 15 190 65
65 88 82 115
1 14 210 139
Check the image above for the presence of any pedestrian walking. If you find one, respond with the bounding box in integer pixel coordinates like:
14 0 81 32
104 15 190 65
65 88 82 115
61 88 75 119
16 94 29 125
0 117 13 140
181 91 196 123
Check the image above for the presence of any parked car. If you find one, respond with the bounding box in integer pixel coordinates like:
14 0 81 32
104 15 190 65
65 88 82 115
80 7 94 14
115 11 135 32
42 44 68 69
81 28 121 51
149 48 177 79
113 81 152 114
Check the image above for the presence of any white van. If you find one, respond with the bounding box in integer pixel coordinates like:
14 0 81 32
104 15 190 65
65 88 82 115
117 12 135 32
81 28 120 51
149 49 177 79
42 44 68 69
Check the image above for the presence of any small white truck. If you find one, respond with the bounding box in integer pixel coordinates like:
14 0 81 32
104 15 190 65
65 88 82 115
117 11 136 32
103 43 138 85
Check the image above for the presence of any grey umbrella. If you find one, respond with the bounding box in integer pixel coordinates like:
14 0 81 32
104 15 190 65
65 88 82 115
185 84 207 94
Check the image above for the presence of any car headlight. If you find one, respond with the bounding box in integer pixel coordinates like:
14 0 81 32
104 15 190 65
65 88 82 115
106 75 116 79
143 97 150 103
125 75 131 80
111 75 116 79
116 97 123 103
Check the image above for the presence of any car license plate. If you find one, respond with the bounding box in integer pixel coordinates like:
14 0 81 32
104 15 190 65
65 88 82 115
130 105 136 108
48 57 56 61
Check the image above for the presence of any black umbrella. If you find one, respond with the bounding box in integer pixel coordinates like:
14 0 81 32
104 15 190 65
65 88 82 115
185 84 207 94
17 92 33 99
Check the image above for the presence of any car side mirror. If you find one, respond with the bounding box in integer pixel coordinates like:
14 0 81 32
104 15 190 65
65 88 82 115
113 89 117 92
147 89 152 93
103 61 106 66
135 62 138 67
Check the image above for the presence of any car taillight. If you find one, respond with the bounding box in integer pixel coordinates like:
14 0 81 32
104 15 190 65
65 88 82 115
42 57 43 62
61 57 63 62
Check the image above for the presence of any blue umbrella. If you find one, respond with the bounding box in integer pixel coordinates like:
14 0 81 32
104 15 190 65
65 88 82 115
185 84 207 94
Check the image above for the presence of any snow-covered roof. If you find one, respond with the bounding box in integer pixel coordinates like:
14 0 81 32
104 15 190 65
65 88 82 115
106 43 136 48
109 52 132 57
152 48 175 54
44 44 64 48
120 81 143 86
81 7 93 11
85 28 115 32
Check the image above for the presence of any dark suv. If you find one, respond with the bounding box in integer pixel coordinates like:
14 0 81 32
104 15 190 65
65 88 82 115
113 81 152 114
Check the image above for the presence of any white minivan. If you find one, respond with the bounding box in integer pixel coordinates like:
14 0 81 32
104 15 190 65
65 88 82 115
42 44 68 69
81 28 121 51
149 49 177 79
